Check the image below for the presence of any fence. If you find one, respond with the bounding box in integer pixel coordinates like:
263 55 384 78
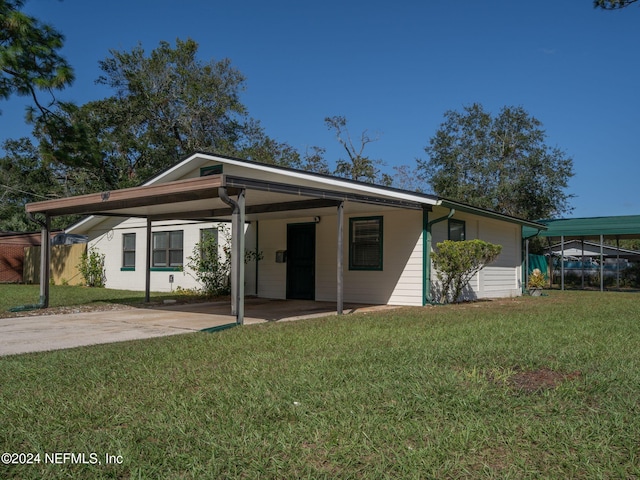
23 244 87 286
0 245 26 283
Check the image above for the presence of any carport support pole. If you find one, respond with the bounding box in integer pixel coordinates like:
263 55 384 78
220 187 245 325
560 235 565 291
600 234 604 292
145 218 152 303
616 236 620 289
39 214 50 308
337 201 344 315
236 190 245 324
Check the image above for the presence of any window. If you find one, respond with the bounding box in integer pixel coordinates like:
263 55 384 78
200 228 219 262
349 216 383 270
122 233 136 269
448 219 466 241
152 231 183 268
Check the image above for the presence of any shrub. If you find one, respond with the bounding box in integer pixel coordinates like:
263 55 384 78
432 239 502 303
528 268 547 289
77 247 106 288
622 263 640 288
186 225 262 297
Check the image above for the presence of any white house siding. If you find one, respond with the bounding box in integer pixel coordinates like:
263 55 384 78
84 217 236 293
254 218 289 299
429 206 522 300
256 209 424 306
476 217 522 298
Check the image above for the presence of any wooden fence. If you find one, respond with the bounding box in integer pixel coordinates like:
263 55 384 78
24 244 87 286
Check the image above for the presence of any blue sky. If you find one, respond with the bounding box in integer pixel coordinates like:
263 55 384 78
2 0 639 218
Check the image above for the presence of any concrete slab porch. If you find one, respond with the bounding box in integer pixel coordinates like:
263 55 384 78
0 298 396 357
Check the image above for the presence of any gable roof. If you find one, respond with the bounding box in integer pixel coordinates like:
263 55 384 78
23 152 546 233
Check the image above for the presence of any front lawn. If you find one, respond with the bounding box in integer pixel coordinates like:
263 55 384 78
1 291 639 478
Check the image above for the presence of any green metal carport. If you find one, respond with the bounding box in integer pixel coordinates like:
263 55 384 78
523 215 640 291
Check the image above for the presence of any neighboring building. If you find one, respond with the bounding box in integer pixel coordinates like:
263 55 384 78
523 215 640 291
48 153 544 305
545 239 640 278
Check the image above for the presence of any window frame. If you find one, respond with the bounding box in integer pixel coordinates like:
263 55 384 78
348 216 383 271
448 219 466 241
152 230 184 269
121 233 136 270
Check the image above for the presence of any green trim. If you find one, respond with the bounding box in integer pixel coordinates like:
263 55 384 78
150 267 181 272
200 323 237 333
120 267 135 272
349 216 383 271
200 164 223 176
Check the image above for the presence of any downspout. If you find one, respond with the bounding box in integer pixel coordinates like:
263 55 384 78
423 208 455 305
219 187 245 325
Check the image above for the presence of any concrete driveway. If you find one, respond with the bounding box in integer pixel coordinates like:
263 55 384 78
0 299 393 356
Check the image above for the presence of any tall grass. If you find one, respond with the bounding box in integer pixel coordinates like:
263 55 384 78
1 291 639 478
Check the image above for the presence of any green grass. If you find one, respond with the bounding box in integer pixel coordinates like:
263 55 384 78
1 291 640 478
0 284 205 316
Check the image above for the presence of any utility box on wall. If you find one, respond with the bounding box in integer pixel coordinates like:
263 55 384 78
275 250 287 263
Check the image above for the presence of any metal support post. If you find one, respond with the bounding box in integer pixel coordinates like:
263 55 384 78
40 214 50 308
337 201 344 315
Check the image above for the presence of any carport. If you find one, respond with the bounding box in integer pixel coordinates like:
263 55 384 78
25 170 424 324
523 215 640 291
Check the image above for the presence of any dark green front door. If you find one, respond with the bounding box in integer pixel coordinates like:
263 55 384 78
287 223 315 300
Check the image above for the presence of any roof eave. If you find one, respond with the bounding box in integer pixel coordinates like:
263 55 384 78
438 199 548 230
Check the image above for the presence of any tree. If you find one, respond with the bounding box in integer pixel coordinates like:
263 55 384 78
418 103 574 220
0 137 76 231
594 0 639 9
432 239 502 304
391 164 423 192
55 38 302 187
0 0 74 118
299 146 330 174
325 115 391 185
235 119 302 169
76 38 248 184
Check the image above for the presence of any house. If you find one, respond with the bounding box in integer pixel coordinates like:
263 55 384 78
26 152 546 322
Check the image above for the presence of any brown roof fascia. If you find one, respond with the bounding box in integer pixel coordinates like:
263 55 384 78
25 174 225 217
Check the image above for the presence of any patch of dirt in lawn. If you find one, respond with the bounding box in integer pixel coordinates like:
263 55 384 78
505 367 581 394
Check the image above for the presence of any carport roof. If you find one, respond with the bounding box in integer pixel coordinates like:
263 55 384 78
523 215 640 240
25 173 426 220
